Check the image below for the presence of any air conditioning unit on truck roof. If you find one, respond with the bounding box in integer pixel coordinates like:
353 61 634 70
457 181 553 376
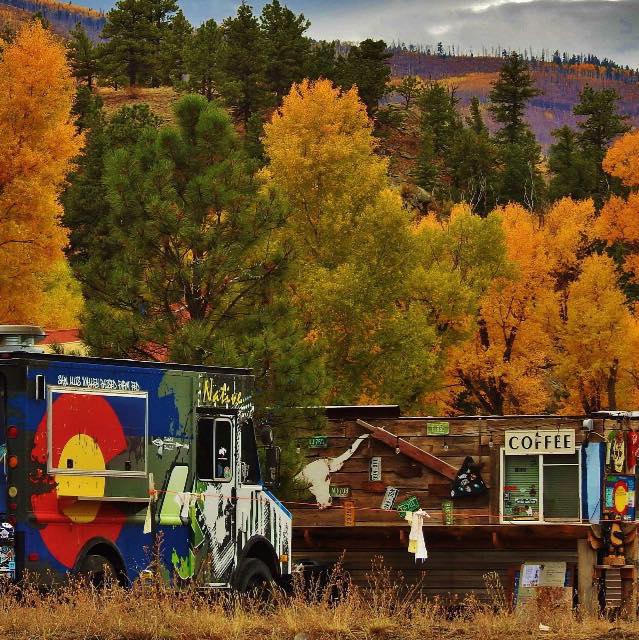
0 326 291 591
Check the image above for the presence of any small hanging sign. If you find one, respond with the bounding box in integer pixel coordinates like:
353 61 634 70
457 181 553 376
442 499 454 525
329 485 350 498
343 500 356 526
397 495 420 518
308 435 328 449
381 486 399 510
427 421 450 436
369 456 382 481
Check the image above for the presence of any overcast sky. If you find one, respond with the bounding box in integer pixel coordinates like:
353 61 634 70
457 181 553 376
86 0 639 68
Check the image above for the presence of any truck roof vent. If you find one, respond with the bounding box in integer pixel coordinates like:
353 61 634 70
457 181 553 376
0 325 46 353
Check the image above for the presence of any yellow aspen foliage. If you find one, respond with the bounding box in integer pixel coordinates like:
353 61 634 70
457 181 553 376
443 203 557 414
594 131 639 281
0 22 82 325
262 79 438 407
603 129 639 188
555 254 639 413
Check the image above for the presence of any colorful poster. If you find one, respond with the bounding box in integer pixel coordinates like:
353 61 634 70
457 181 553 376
603 474 636 521
627 431 639 473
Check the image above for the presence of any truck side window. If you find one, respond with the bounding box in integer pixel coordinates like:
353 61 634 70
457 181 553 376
196 417 215 480
240 419 261 485
214 419 232 481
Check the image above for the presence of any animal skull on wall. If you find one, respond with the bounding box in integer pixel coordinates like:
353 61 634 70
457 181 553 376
295 434 369 508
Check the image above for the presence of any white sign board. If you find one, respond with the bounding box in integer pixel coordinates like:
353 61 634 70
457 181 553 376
369 456 382 482
505 429 576 456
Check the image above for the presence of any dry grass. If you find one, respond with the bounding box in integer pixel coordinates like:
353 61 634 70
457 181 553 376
0 562 636 640
97 87 180 124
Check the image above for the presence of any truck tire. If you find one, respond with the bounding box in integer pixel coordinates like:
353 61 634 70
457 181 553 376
234 558 274 595
78 554 118 588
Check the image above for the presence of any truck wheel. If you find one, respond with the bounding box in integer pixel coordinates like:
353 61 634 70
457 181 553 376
78 554 117 588
234 558 274 595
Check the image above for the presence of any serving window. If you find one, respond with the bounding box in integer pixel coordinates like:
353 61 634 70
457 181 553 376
501 449 581 522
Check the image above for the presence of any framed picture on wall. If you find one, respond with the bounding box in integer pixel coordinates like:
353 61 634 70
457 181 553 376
603 474 636 521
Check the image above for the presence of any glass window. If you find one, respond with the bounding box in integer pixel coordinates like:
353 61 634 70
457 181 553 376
502 450 581 522
196 417 214 480
197 417 234 482
214 419 232 481
503 455 540 521
240 420 261 485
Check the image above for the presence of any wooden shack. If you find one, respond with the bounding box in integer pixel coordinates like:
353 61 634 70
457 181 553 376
290 407 639 614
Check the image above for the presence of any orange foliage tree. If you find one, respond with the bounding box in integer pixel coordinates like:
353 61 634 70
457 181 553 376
440 196 639 414
595 130 639 280
0 22 82 326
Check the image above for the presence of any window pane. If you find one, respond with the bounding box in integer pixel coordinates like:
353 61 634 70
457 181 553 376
543 464 579 519
543 452 579 465
196 417 214 480
503 455 540 520
240 420 261 484
214 419 232 481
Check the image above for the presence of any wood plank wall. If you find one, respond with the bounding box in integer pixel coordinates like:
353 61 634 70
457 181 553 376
292 415 592 527
292 548 578 603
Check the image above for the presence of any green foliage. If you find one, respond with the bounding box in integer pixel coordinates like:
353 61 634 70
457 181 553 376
221 3 272 125
67 23 99 89
418 82 460 155
335 39 391 114
260 0 310 100
158 9 192 85
573 85 630 206
182 19 223 101
467 96 487 135
488 52 541 144
395 75 421 110
548 126 597 201
71 85 103 132
305 40 337 80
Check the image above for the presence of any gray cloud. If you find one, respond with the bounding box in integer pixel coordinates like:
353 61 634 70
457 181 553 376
86 0 639 68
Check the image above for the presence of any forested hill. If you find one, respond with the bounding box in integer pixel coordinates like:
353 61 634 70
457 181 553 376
0 0 104 38
389 51 639 147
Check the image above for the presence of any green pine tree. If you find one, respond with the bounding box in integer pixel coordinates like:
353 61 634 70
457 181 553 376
260 0 310 100
67 22 99 89
182 19 224 101
221 3 272 126
548 125 597 202
488 52 541 144
100 0 156 86
305 40 337 80
467 96 487 135
573 85 630 206
159 8 192 85
335 39 391 115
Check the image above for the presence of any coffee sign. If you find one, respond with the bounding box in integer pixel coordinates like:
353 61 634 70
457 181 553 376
505 429 575 455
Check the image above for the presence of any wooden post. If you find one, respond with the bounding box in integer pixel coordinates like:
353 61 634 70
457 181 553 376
621 528 638 621
577 538 598 615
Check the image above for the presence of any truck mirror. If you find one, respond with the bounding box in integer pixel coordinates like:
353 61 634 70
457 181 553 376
260 425 274 446
264 445 281 488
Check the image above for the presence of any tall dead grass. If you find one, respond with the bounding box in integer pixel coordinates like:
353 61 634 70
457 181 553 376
0 561 634 640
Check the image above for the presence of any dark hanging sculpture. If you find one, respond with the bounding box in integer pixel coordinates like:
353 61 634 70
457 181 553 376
450 456 488 499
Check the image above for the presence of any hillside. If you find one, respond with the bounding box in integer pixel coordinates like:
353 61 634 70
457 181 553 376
389 52 639 147
0 0 104 38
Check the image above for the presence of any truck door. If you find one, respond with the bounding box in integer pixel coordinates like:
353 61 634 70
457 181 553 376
195 413 237 586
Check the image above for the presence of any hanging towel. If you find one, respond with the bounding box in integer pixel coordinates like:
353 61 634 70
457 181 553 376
407 509 429 562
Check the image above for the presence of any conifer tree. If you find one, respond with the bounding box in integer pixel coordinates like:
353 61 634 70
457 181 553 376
548 126 596 201
335 39 391 115
183 19 224 101
221 3 271 126
488 52 540 144
100 0 155 86
260 0 310 101
574 85 629 205
159 8 192 85
67 22 99 89
305 40 337 80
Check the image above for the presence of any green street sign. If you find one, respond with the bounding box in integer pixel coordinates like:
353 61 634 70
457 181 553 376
442 499 454 525
329 486 350 498
308 435 328 448
397 495 420 518
427 421 450 436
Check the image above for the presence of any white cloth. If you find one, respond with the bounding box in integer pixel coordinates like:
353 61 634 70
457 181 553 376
407 509 429 562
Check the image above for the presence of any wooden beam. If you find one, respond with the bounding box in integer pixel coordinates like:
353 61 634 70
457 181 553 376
357 419 458 480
